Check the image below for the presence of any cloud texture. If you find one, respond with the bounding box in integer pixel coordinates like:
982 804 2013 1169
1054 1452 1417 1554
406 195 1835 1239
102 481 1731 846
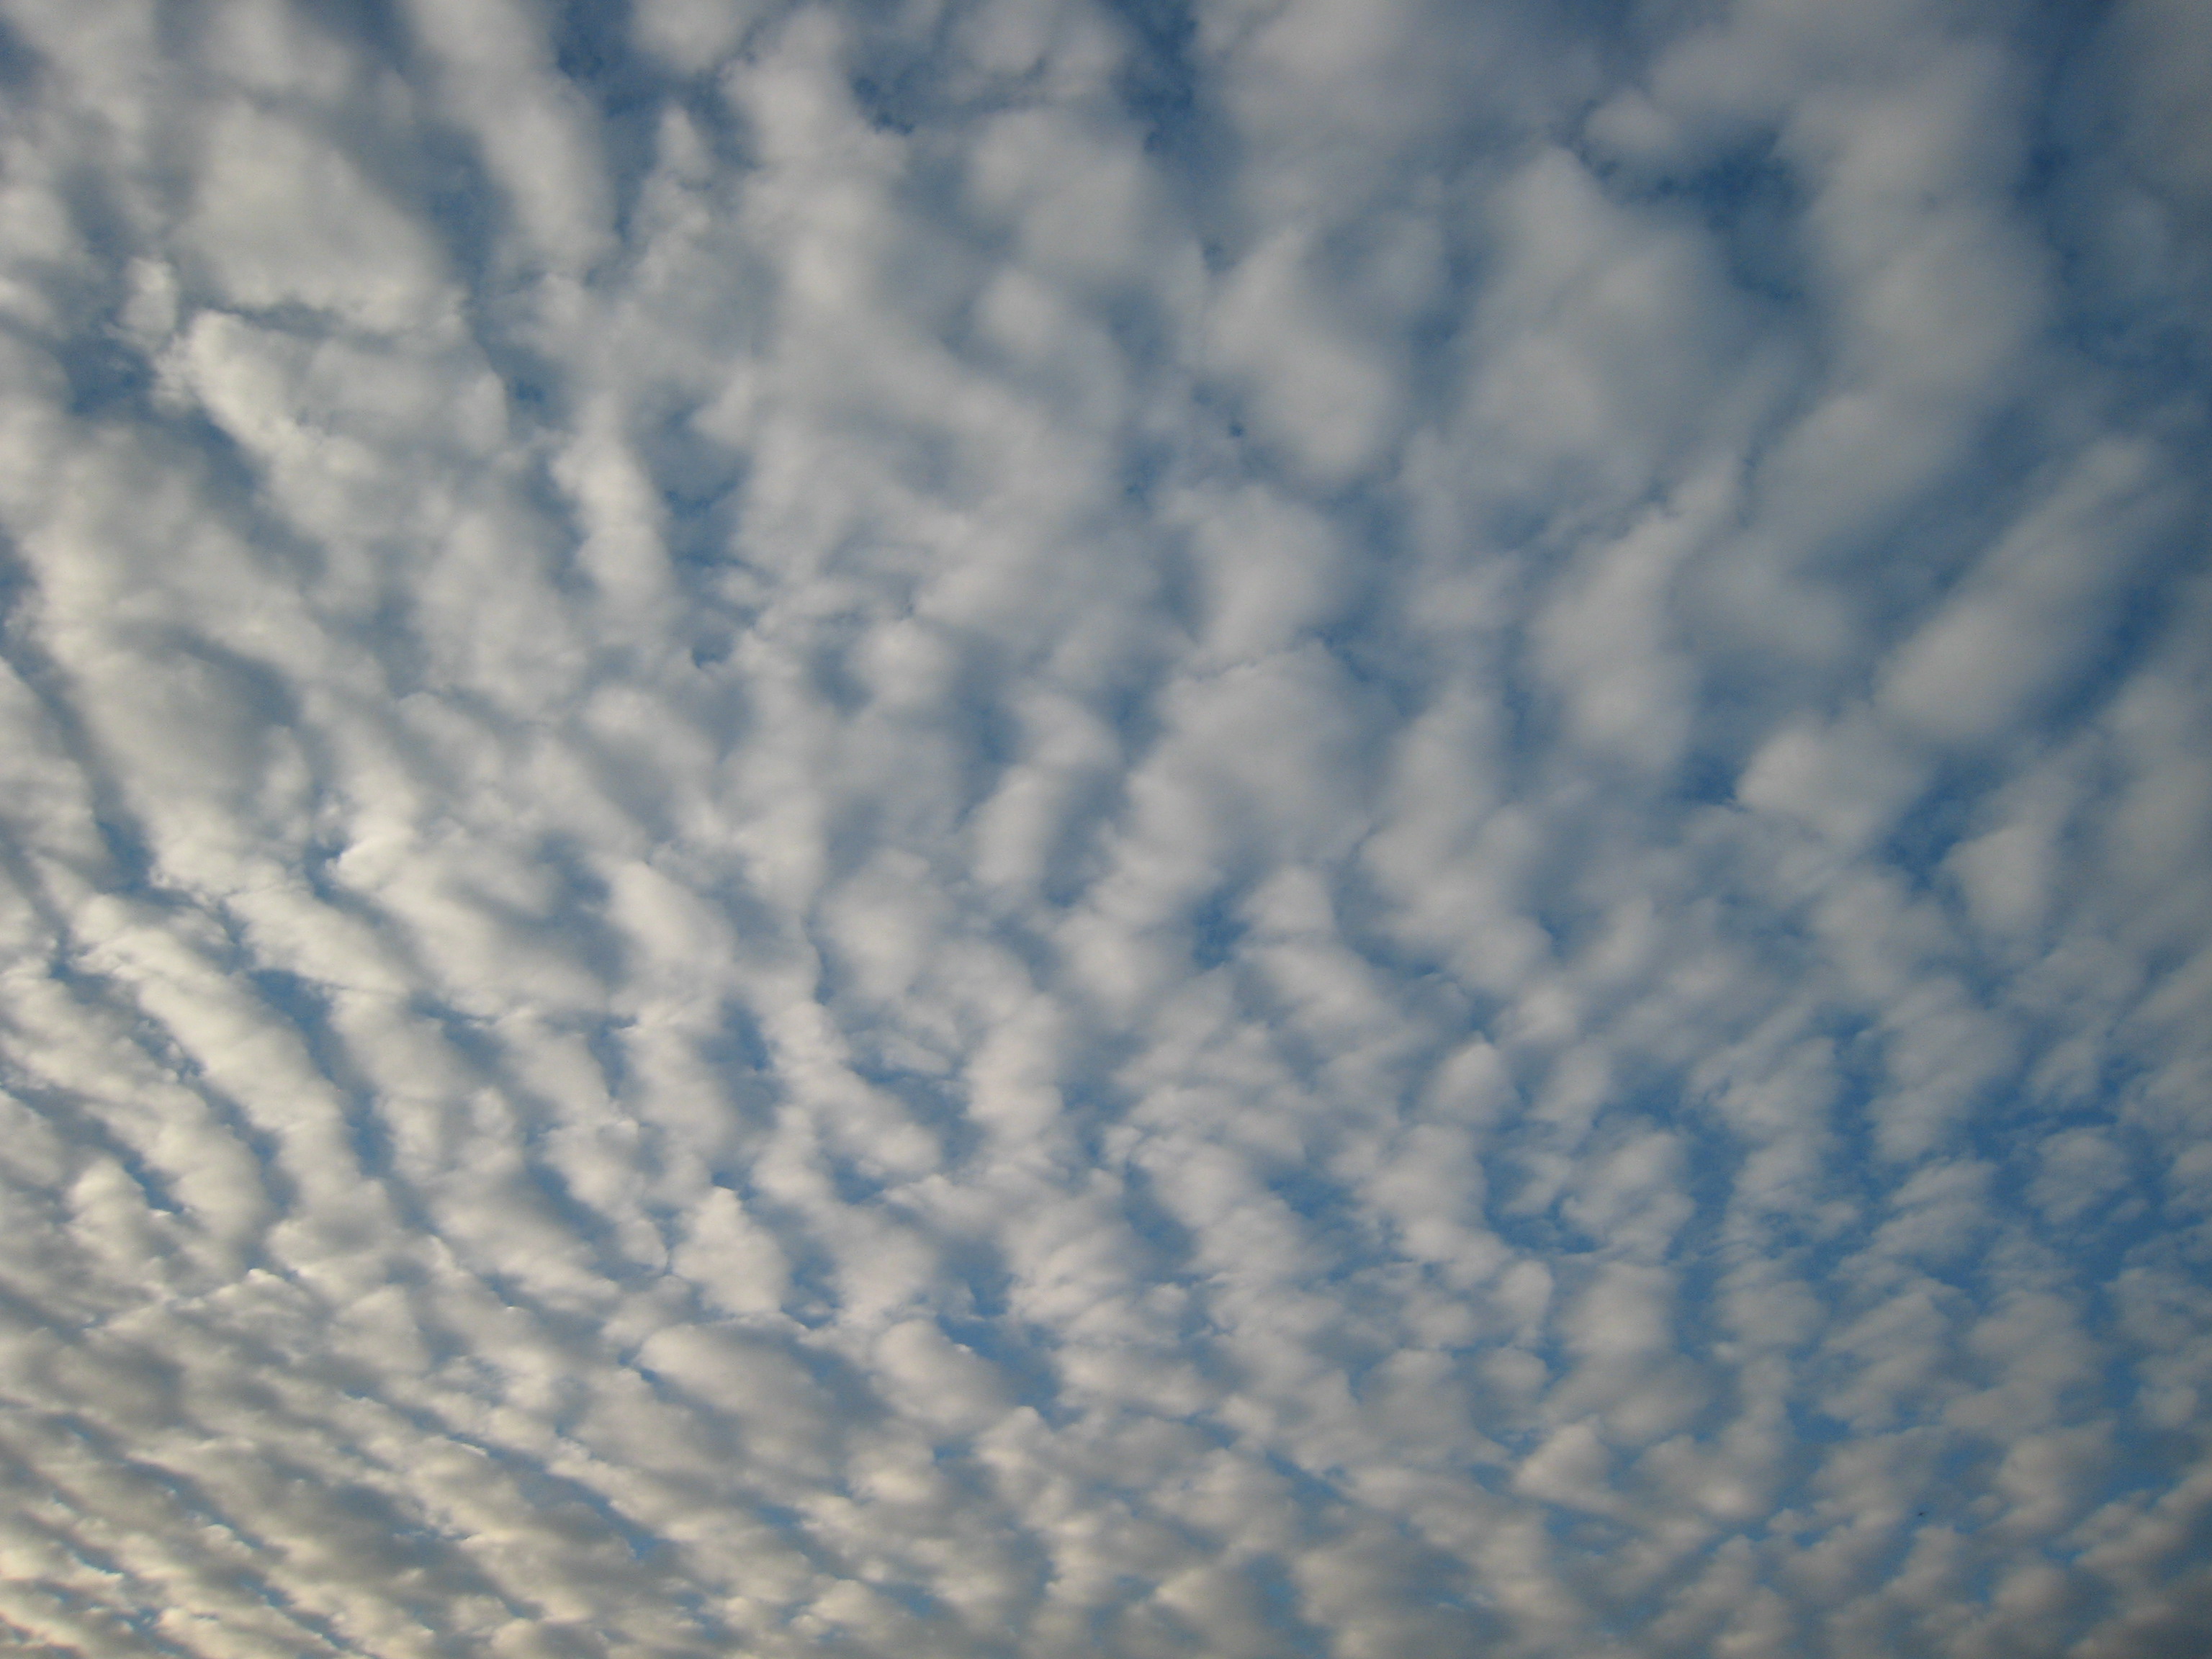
0 0 2208 1654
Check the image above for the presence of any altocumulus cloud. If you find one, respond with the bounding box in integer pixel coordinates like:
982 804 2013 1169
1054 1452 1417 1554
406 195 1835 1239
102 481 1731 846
0 0 2207 1655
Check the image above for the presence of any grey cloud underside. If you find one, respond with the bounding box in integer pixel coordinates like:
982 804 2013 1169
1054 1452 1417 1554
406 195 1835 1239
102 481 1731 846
0 0 2208 1655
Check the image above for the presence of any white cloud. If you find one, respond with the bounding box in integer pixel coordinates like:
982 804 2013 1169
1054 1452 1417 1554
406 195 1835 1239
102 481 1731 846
0 0 2205 1655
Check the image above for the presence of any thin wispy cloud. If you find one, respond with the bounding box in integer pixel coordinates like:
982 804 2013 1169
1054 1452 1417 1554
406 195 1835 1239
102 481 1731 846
0 1 2206 1655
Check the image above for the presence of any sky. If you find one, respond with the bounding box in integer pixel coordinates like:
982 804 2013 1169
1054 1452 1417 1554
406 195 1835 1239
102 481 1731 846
0 0 2208 1655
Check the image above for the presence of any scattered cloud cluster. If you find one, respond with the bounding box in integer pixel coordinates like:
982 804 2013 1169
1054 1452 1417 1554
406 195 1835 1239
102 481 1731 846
0 0 2206 1655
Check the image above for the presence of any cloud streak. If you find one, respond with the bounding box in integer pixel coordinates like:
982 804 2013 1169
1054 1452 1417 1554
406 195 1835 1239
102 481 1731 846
0 0 2207 1655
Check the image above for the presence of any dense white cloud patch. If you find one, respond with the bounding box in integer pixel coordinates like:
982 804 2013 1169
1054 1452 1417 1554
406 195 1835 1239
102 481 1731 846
0 0 2206 1655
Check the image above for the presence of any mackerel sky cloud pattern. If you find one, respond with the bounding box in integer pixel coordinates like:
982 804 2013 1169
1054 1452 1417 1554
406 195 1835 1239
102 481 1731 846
0 1 2208 1655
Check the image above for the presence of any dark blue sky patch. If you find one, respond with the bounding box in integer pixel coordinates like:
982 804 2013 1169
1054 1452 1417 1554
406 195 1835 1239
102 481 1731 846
1095 0 1199 158
551 0 696 249
0 8 38 92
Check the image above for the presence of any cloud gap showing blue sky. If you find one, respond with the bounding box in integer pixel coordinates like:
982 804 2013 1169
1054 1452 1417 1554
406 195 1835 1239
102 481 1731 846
0 0 2207 1655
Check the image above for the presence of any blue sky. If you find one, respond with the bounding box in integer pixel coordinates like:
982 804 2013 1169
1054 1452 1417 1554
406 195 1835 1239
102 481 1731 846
0 1 2207 1655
